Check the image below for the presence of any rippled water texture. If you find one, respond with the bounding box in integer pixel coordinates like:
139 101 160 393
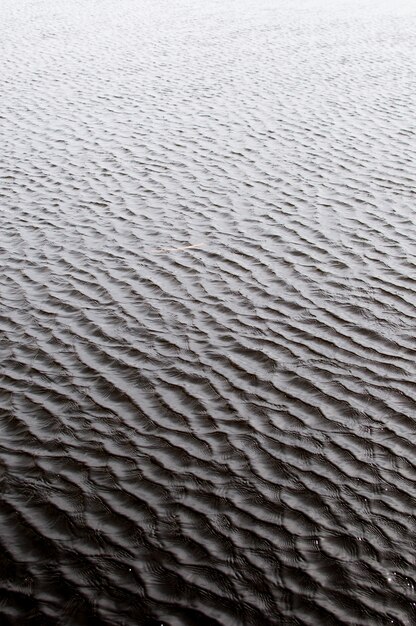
1 0 416 624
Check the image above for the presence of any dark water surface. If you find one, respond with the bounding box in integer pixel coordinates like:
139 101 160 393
1 0 416 624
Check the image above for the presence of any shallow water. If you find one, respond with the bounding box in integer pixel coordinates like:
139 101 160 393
1 0 416 624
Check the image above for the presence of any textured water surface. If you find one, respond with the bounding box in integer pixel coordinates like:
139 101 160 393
1 0 416 624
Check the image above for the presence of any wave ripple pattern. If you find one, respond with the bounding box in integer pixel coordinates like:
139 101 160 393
1 0 416 624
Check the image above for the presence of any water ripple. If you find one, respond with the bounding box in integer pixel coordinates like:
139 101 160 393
1 0 416 624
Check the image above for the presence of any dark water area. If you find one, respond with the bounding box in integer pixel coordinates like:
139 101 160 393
1 0 416 624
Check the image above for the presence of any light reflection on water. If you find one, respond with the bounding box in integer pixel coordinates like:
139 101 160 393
0 0 415 624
